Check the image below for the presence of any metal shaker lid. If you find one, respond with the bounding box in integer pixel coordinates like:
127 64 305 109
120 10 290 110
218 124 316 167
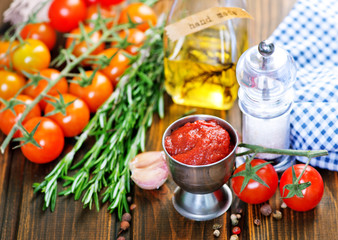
236 40 297 102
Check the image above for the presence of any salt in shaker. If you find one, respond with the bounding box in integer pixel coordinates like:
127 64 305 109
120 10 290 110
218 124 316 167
236 40 297 172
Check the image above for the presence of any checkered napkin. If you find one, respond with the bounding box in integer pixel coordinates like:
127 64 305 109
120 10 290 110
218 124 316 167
268 0 338 171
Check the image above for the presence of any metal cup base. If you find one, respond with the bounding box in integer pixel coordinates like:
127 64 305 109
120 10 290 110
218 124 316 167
172 184 233 221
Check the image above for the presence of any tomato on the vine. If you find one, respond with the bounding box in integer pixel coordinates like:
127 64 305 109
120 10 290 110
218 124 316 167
24 68 68 110
0 40 18 70
65 25 105 66
84 0 100 5
0 70 26 100
97 48 129 86
69 70 113 112
84 0 124 6
45 93 90 137
0 94 41 137
279 164 324 212
100 0 125 6
118 3 157 32
112 28 146 55
85 4 116 28
12 39 51 74
231 159 278 204
20 22 57 50
20 117 64 164
48 0 87 33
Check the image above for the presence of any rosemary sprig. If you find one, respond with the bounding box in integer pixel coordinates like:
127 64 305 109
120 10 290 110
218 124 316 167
33 25 165 218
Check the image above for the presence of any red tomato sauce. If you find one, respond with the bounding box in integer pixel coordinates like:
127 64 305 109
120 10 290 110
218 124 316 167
164 120 232 165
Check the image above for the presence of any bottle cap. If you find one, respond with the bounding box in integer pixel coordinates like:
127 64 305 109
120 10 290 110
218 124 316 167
236 40 297 102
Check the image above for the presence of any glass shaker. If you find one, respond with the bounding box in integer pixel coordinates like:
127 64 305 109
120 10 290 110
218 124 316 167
236 40 297 172
164 0 249 110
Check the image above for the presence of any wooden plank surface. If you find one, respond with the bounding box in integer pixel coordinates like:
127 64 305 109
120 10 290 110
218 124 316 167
1 0 338 240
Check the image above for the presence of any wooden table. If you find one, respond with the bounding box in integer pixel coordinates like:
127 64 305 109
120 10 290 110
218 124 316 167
1 0 337 239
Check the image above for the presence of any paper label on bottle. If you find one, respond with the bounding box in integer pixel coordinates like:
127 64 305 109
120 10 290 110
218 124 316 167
165 7 253 41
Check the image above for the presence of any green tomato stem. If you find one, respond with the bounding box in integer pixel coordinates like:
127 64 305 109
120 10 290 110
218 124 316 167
237 143 328 159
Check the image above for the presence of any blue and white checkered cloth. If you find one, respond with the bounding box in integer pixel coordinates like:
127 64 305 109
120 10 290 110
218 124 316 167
268 0 338 171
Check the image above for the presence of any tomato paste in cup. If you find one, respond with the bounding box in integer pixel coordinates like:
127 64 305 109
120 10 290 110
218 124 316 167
164 120 232 165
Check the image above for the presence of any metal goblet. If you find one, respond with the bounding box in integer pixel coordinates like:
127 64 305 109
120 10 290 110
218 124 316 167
162 115 238 221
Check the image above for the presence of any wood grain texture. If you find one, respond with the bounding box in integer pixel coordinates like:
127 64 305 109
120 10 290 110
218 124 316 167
1 0 338 240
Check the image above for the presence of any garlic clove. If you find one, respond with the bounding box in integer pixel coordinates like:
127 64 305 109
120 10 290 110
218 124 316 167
129 151 169 190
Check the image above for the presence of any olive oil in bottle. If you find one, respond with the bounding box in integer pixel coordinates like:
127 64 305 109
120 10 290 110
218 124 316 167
164 0 249 110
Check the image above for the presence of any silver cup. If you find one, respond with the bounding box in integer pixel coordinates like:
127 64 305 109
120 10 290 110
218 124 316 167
162 115 238 221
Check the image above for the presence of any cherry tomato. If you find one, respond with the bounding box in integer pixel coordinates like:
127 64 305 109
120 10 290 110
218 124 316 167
85 4 116 28
12 39 51 74
0 94 41 137
24 68 68 110
20 22 57 50
20 117 64 164
279 164 324 212
100 0 125 6
65 25 105 66
48 0 87 33
69 70 113 112
0 40 18 70
231 159 278 204
97 48 129 86
84 0 124 6
118 3 157 32
84 0 100 5
45 93 90 137
0 70 26 100
112 28 146 55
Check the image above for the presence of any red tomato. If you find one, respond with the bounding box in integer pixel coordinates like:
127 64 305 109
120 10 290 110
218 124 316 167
0 40 18 70
24 68 68 110
0 70 26 100
279 164 324 212
85 4 116 28
231 159 278 204
69 70 113 112
20 22 57 50
20 117 64 164
84 0 124 6
118 3 157 32
100 0 125 6
65 25 105 66
112 28 146 55
97 48 129 86
12 39 51 74
84 0 100 5
0 94 41 137
48 0 87 33
45 93 90 137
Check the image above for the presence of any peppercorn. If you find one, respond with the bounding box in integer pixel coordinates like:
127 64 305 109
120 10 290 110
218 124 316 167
230 214 239 226
122 213 132 222
260 203 272 216
232 226 241 235
236 214 241 219
281 202 287 209
117 237 125 240
130 203 137 211
127 196 132 203
254 218 261 226
213 229 220 238
230 234 239 240
236 208 243 214
272 210 282 220
212 223 222 230
120 221 130 231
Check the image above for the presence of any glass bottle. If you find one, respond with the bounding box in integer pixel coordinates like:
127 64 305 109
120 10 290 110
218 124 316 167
236 40 297 172
164 0 249 110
